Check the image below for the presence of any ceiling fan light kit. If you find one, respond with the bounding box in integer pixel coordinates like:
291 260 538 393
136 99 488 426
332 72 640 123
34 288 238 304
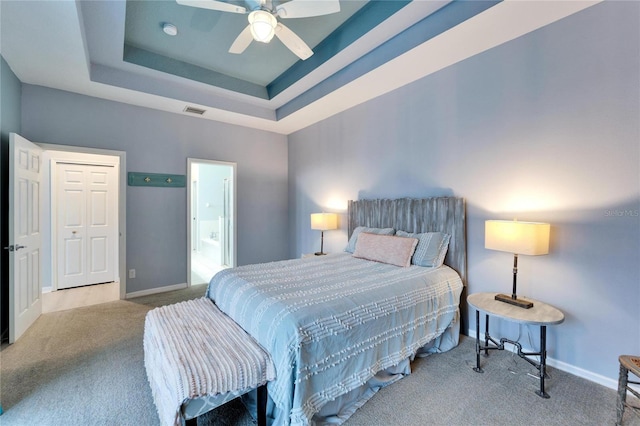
248 10 277 43
176 0 340 60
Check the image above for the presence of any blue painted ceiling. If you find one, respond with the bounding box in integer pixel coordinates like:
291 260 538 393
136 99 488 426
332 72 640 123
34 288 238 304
77 0 501 128
76 0 464 127
124 0 382 99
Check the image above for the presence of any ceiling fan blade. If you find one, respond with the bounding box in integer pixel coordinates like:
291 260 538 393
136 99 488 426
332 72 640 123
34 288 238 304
274 23 313 60
176 0 247 14
275 0 340 18
229 25 253 54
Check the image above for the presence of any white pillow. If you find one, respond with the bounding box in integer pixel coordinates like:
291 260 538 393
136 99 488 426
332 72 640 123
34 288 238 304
352 232 418 267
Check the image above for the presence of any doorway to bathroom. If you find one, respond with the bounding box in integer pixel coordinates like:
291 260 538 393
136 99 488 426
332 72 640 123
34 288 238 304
187 159 236 286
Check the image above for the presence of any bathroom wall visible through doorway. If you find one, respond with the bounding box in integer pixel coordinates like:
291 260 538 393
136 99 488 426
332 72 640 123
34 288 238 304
187 158 236 286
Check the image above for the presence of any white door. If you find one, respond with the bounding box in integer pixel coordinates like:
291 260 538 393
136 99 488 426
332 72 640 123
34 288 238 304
56 163 118 289
8 133 43 343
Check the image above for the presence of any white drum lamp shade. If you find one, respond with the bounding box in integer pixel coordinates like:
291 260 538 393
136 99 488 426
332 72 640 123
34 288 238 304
311 213 337 255
485 220 550 308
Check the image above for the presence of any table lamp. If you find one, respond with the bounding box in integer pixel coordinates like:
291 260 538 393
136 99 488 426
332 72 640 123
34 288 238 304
485 220 550 309
311 213 338 255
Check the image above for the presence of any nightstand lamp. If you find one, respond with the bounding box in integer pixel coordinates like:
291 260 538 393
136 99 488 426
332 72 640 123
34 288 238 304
311 213 338 255
485 220 550 309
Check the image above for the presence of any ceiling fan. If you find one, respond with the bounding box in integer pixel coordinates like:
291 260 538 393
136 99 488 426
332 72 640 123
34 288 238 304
176 0 341 60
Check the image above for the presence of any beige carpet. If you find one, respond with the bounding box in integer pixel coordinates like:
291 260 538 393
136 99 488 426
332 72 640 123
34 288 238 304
0 284 637 426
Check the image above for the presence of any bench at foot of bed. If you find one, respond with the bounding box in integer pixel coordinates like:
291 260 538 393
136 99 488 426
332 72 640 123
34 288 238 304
143 297 275 426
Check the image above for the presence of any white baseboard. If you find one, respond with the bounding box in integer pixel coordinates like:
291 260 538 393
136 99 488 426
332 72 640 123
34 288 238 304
125 282 188 299
545 355 618 390
467 328 618 391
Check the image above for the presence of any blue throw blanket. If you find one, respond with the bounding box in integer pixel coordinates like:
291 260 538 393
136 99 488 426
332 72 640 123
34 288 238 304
207 253 463 425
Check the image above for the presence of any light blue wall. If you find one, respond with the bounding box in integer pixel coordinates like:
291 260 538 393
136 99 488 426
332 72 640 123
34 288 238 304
288 2 640 383
1 55 22 338
21 85 288 293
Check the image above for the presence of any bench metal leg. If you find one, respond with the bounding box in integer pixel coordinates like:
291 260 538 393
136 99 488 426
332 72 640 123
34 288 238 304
257 384 268 426
182 384 268 426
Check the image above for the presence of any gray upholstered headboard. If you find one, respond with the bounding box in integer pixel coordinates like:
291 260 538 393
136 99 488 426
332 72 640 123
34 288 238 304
347 197 467 286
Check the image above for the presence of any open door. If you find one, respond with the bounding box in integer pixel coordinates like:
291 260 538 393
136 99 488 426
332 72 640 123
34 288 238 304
187 159 236 286
7 133 43 343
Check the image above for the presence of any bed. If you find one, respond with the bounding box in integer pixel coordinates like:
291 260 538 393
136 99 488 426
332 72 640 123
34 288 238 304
205 197 466 425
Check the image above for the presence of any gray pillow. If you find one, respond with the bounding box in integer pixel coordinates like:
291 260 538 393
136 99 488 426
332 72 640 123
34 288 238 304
344 226 395 253
396 231 451 267
352 233 418 267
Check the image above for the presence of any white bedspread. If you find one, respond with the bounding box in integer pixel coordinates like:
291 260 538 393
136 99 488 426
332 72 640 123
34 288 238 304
207 253 463 425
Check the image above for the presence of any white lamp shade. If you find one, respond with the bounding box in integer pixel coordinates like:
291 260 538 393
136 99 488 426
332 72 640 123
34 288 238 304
310 213 338 231
249 10 276 42
485 220 550 255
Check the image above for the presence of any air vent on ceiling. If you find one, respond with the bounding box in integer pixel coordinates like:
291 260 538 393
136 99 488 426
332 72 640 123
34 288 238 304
183 106 206 115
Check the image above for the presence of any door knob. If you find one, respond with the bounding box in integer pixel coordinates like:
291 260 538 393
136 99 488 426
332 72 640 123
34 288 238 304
3 245 26 251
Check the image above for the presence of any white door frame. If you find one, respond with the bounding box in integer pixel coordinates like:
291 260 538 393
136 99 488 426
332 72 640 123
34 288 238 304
39 144 127 300
191 180 199 252
187 158 237 287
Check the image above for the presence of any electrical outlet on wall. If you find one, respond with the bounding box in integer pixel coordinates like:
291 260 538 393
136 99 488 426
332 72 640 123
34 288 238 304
129 269 136 279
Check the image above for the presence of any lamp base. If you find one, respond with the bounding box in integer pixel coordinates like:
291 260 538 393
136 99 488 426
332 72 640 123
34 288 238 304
314 252 327 256
495 293 533 309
